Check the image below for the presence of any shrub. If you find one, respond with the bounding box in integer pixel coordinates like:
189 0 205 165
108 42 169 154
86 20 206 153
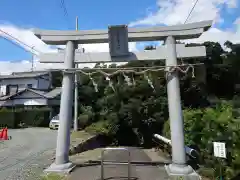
163 101 240 179
0 107 51 128
85 120 119 137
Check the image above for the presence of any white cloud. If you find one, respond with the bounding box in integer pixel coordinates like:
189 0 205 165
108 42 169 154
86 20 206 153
235 17 240 24
0 24 55 55
235 17 240 33
129 0 239 46
182 27 240 50
81 42 138 53
129 0 238 26
0 60 63 75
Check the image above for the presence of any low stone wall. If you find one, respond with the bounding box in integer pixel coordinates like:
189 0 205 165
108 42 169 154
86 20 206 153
69 134 109 156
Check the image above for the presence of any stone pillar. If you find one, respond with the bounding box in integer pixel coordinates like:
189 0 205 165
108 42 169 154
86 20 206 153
165 36 199 180
45 41 76 173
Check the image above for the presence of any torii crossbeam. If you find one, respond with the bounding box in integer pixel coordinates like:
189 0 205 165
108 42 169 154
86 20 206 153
39 44 206 63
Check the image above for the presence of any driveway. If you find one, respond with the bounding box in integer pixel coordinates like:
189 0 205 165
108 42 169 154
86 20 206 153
69 147 169 180
0 128 57 180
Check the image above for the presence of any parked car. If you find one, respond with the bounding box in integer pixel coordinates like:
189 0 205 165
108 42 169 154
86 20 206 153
49 114 74 130
49 115 60 130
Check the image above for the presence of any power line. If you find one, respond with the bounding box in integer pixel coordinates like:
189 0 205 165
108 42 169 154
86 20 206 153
59 0 71 28
60 0 69 17
184 0 200 24
0 29 40 55
1 35 38 56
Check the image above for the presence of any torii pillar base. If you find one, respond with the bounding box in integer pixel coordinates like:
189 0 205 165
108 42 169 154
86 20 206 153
165 164 201 180
44 162 76 174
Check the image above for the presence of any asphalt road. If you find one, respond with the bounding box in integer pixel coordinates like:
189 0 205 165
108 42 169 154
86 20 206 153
70 147 169 180
0 128 58 180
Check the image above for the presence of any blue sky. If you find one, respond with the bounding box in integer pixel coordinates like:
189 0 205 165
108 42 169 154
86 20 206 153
0 0 156 61
0 0 239 66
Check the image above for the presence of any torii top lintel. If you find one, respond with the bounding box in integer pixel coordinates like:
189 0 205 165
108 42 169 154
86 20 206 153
33 20 213 45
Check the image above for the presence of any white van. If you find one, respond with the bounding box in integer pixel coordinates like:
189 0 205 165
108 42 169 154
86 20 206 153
49 114 60 130
49 114 74 130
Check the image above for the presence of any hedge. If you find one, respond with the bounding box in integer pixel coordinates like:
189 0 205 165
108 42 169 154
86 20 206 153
163 101 240 180
0 107 51 128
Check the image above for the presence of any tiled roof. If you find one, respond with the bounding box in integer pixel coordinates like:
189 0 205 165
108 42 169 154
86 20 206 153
0 94 15 101
0 71 50 79
0 87 61 100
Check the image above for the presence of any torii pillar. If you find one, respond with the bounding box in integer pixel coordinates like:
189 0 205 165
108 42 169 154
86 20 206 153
34 20 212 179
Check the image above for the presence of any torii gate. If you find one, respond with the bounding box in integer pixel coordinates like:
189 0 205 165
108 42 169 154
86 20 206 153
34 20 212 180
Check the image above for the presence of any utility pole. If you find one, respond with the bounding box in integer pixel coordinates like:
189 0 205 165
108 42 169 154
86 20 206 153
74 16 79 131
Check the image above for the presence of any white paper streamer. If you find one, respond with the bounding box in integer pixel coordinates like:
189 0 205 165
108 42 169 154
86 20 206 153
144 74 155 91
106 76 115 92
122 72 132 86
132 74 136 86
89 75 98 92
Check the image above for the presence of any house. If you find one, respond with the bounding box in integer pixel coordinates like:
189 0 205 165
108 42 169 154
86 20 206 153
0 71 52 90
0 71 61 108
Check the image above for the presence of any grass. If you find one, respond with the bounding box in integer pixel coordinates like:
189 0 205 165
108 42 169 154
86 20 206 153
70 130 93 141
69 147 103 163
41 173 68 180
197 167 216 180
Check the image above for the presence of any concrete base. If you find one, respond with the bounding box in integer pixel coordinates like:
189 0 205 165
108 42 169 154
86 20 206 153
44 162 76 174
165 164 201 180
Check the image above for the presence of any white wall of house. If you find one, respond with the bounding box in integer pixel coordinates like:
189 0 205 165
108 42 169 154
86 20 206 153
0 78 38 89
37 74 51 89
0 90 48 106
0 74 51 90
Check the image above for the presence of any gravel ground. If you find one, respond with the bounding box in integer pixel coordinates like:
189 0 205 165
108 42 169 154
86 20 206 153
0 128 58 180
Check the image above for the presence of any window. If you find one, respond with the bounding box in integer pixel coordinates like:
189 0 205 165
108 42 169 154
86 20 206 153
27 84 32 88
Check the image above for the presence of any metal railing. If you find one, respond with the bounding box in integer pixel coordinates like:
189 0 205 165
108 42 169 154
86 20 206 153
153 134 199 159
101 147 131 180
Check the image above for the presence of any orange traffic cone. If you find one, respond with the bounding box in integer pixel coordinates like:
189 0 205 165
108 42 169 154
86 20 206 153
2 128 8 140
0 128 3 139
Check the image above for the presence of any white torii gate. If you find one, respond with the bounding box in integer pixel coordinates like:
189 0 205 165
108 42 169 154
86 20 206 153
34 20 212 180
